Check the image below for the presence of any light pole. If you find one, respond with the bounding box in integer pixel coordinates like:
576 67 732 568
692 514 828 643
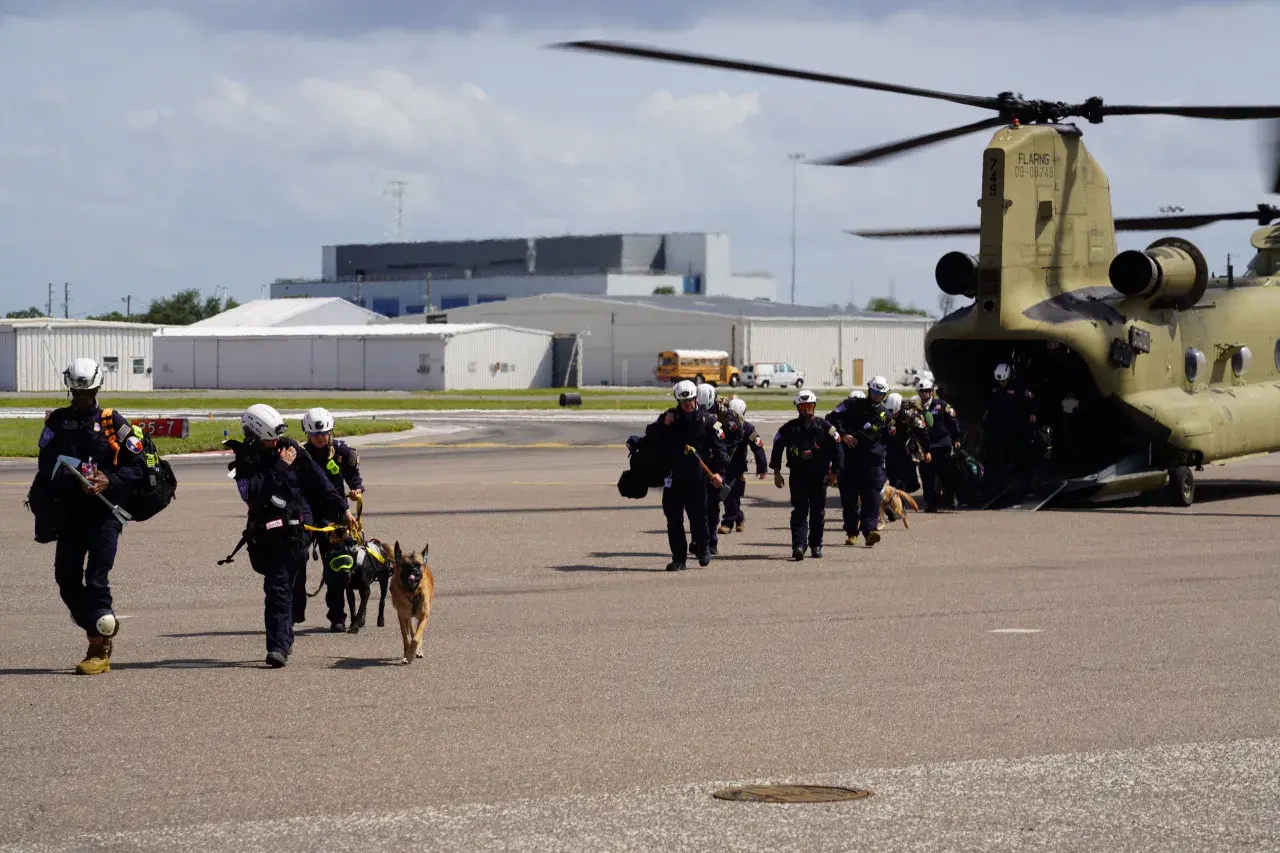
788 152 804 304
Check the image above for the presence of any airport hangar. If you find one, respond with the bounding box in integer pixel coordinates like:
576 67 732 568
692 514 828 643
267 231 777 317
385 293 934 389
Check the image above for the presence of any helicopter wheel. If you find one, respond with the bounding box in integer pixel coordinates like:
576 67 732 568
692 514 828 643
1167 465 1194 507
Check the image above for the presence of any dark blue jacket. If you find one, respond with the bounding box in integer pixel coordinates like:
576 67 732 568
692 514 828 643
303 439 363 515
229 436 346 530
644 405 728 485
728 420 769 478
826 397 893 465
769 415 844 475
33 405 147 520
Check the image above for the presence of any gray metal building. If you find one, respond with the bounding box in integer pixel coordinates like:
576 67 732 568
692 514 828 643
387 293 933 389
270 232 776 316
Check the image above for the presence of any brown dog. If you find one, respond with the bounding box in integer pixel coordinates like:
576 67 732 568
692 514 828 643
879 483 920 529
389 541 435 665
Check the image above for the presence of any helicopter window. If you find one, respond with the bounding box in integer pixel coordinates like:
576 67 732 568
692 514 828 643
1184 348 1206 383
1232 346 1252 377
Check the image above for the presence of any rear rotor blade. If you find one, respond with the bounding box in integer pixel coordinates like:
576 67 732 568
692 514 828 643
547 40 998 110
808 116 1008 167
1102 104 1280 120
846 225 980 239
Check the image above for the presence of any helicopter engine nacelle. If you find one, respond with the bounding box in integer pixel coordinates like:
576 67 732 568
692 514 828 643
1108 236 1209 310
935 251 978 297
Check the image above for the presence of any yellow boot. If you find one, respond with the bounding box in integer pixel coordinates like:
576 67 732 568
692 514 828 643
734 521 744 532
75 638 112 675
845 534 859 546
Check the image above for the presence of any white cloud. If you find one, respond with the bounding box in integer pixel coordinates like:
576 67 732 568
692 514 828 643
0 2 1276 316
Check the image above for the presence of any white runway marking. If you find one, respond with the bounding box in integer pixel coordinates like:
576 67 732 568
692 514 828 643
987 628 1043 633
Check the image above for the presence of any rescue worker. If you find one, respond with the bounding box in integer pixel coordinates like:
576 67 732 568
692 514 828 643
228 404 349 667
770 389 843 560
883 391 930 518
28 358 147 675
917 377 963 511
718 396 768 533
826 376 893 547
644 380 727 571
982 362 1038 499
699 383 741 555
300 406 365 632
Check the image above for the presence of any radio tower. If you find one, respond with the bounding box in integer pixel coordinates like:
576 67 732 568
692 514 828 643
385 180 408 241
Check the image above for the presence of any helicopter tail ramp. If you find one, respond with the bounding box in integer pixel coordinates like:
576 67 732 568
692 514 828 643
989 453 1168 511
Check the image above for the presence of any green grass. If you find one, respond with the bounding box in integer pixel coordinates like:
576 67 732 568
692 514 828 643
0 387 916 414
0 418 413 458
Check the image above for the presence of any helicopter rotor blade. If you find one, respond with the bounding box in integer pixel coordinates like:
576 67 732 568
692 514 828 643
1100 104 1280 120
1269 119 1280 195
808 116 1008 167
846 225 980 239
846 205 1280 240
546 40 998 110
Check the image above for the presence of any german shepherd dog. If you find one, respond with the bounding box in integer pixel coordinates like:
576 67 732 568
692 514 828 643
390 542 435 664
879 482 920 529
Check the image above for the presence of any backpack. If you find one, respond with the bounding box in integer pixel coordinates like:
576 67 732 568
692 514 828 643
101 409 178 522
617 434 668 500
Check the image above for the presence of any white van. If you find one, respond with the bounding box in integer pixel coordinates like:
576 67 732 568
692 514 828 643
741 362 804 388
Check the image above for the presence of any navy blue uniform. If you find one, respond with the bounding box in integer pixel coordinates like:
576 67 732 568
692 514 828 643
770 415 844 555
982 382 1036 491
722 420 768 528
705 404 743 552
30 406 146 639
920 395 962 509
826 397 893 539
644 404 727 568
303 439 363 625
229 436 346 658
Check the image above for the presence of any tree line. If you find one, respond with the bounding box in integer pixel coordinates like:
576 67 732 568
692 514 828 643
4 289 239 325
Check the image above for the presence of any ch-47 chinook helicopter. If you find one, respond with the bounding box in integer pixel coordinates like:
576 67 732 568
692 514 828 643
549 39 1280 510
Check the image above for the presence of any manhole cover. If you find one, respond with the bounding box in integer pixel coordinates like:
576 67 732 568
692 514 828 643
712 784 872 803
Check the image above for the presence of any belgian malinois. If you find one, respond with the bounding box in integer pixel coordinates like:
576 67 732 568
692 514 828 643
389 541 434 664
879 483 920 530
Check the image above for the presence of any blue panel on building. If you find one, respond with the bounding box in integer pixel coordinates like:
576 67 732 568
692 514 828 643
476 294 506 303
404 304 425 314
372 298 400 317
440 296 470 309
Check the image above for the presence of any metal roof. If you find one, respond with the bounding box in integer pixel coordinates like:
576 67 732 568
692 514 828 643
412 292 934 323
190 297 381 327
0 317 162 330
152 322 551 339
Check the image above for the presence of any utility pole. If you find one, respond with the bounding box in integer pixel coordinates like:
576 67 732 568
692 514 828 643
424 272 432 314
46 283 53 317
788 153 804 304
385 180 408 241
63 283 69 318
123 295 133 318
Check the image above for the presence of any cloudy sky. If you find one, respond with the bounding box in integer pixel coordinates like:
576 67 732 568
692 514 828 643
1 0 1276 318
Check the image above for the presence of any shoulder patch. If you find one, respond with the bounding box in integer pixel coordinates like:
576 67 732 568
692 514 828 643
347 447 359 466
125 435 143 454
38 426 55 448
773 430 783 442
752 434 763 446
828 426 839 440
236 478 250 502
712 420 722 431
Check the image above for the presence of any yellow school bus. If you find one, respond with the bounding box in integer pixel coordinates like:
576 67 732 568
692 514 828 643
655 349 741 386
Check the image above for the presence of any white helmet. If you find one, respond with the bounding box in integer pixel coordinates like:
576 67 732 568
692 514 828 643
242 403 287 440
63 357 104 391
885 392 903 414
302 406 335 434
867 375 889 395
673 380 698 401
728 398 747 417
795 388 818 407
994 362 1012 382
917 377 935 392
696 383 717 410
848 389 867 399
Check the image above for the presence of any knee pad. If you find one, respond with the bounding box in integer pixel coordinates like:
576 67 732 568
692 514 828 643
95 612 120 637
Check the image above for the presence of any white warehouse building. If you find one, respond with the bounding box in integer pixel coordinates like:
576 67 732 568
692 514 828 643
152 323 563 391
393 294 934 388
0 318 159 392
189 297 382 328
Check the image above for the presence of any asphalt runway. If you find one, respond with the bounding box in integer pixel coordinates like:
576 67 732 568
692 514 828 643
1 413 1277 852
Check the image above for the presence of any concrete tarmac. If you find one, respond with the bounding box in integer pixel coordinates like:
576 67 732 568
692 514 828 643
1 415 1277 851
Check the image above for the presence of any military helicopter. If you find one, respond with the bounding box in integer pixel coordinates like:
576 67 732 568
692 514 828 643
549 39 1280 509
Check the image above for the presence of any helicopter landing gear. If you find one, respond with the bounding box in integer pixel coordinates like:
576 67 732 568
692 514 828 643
1167 465 1194 507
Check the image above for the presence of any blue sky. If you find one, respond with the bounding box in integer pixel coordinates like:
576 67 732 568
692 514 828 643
0 1 1275 317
